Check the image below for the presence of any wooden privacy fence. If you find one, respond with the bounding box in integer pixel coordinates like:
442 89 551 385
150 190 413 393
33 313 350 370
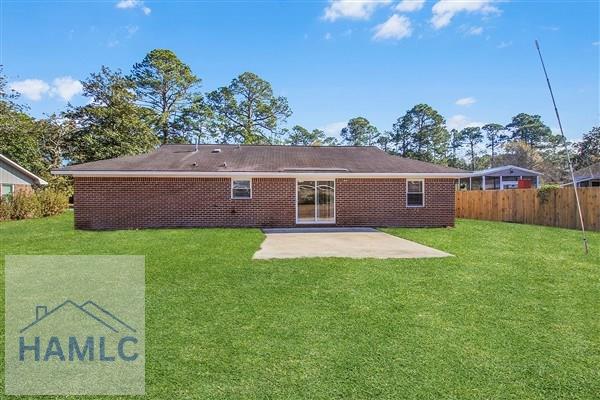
455 188 600 231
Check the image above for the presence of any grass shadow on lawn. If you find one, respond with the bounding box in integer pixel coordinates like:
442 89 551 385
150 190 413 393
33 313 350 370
0 213 599 399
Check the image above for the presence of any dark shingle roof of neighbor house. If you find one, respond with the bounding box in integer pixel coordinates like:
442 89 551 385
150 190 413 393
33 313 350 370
54 144 466 175
573 162 600 181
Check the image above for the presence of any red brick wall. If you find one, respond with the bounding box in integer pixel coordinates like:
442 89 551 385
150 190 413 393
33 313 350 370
73 177 455 230
336 178 455 227
74 177 296 230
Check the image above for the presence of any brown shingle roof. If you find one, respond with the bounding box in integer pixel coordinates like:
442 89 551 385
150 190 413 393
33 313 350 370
55 144 466 175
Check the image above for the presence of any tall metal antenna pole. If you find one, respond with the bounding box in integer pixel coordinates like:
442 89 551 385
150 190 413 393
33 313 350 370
535 40 589 254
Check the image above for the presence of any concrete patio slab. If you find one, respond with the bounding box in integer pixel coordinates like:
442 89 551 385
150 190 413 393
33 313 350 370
253 230 452 260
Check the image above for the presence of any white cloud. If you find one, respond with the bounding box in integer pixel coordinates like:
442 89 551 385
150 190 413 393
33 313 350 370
455 97 476 106
115 0 151 15
126 25 139 37
431 0 499 29
323 0 391 22
116 0 139 9
50 77 83 101
497 40 512 49
466 26 483 35
593 41 600 46
9 79 50 101
395 0 425 12
320 121 347 136
447 114 483 130
324 32 333 40
373 14 412 40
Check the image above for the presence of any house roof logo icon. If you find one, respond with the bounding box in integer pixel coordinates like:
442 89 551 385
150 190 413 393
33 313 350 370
20 300 136 334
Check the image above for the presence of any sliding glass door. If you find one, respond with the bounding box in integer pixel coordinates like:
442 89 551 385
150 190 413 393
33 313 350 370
297 180 335 223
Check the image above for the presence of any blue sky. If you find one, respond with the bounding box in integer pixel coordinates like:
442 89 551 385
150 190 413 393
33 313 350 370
2 0 599 140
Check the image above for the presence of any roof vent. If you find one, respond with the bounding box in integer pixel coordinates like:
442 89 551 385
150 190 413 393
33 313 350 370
282 167 349 172
211 148 222 153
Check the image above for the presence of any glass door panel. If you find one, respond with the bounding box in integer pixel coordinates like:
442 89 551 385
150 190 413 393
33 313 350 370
316 181 335 222
297 181 316 222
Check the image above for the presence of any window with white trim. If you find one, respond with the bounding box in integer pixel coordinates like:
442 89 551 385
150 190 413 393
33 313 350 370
1 184 14 198
406 180 424 207
231 179 252 199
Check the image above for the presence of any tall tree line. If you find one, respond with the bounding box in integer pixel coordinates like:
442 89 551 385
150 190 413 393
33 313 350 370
1 49 309 177
335 105 597 182
1 48 598 188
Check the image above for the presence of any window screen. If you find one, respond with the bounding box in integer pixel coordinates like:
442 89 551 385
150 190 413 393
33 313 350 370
407 180 424 207
232 180 251 199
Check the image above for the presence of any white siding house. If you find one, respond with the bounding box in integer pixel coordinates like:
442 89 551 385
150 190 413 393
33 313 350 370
458 165 542 191
0 154 47 196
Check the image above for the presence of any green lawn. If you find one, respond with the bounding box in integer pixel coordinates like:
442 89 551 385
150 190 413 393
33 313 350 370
1 212 599 399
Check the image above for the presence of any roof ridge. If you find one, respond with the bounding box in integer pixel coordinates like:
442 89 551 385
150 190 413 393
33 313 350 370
159 144 379 148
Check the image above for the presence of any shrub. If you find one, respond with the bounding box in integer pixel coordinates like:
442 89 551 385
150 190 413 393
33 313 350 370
0 197 10 221
0 188 68 222
37 189 69 217
537 184 561 203
9 191 40 220
46 175 74 198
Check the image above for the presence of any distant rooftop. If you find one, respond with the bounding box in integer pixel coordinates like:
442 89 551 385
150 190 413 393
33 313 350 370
0 153 48 185
573 162 600 181
470 164 543 177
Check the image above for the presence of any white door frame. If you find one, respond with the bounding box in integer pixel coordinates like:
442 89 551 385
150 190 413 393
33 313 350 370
295 178 336 224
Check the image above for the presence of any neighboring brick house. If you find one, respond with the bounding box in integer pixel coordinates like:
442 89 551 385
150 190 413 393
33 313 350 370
53 145 466 230
1 153 48 197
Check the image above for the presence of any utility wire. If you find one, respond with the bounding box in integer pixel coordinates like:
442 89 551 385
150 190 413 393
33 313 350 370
535 40 588 254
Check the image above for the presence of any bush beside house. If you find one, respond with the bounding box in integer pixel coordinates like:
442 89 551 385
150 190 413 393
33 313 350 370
0 189 68 221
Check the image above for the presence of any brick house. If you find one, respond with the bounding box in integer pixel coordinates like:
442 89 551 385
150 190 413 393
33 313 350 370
1 153 48 197
53 145 466 230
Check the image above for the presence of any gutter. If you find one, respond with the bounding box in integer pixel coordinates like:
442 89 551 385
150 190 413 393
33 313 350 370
51 170 470 179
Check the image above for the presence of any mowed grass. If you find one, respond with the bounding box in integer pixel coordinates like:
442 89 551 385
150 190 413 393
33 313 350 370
1 212 599 400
